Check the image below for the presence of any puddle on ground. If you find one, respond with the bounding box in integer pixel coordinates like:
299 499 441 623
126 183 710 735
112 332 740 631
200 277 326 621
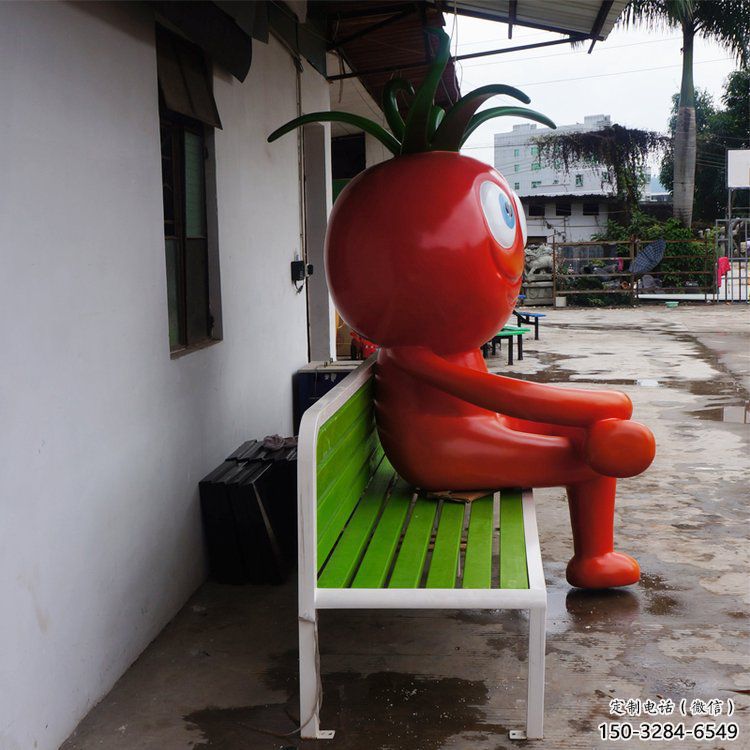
187 671 501 750
689 404 749 424
564 588 641 625
639 573 674 592
645 593 681 616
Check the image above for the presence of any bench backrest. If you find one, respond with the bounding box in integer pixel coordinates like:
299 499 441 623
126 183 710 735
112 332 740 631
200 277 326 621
297 359 382 577
316 378 384 567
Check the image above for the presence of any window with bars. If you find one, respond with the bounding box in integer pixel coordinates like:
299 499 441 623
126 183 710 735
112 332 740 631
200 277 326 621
157 26 222 354
531 180 541 189
575 174 584 187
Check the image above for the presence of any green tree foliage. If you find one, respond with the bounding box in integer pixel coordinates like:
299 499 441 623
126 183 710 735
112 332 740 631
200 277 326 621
621 0 750 226
660 71 750 224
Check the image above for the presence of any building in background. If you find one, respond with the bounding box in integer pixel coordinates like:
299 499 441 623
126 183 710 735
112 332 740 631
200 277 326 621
493 114 657 243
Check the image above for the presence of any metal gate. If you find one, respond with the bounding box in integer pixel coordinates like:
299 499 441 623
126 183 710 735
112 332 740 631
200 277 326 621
715 218 749 303
549 238 716 306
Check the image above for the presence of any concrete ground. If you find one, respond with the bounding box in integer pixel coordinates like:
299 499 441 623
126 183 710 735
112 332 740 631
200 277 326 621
62 305 749 750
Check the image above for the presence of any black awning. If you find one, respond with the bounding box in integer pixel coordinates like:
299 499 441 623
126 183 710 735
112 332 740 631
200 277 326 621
156 26 222 129
151 1 253 82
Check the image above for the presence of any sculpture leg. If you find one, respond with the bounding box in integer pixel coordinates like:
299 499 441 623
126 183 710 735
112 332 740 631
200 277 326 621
565 475 639 588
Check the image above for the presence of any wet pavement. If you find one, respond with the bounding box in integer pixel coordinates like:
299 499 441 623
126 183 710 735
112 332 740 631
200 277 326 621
62 306 749 750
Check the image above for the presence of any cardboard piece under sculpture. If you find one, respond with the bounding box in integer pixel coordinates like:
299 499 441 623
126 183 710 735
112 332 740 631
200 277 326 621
269 29 655 589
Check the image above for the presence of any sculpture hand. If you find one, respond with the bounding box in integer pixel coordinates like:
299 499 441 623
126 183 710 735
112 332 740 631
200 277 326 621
583 418 655 478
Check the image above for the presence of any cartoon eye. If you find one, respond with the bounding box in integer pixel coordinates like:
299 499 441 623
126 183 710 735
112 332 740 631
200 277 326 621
480 181 517 249
511 189 527 245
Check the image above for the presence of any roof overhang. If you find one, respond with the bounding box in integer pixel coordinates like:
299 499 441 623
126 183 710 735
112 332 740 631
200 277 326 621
433 1 627 46
312 1 459 109
318 0 628 98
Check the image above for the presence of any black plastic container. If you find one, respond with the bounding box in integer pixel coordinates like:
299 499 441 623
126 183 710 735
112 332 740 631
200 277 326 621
199 440 297 584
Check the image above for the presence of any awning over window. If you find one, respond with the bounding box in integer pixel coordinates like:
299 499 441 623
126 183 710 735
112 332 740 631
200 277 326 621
156 26 222 129
151 1 253 82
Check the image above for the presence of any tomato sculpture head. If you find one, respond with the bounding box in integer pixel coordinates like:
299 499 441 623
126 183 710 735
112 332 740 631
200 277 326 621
269 28 555 355
324 153 527 352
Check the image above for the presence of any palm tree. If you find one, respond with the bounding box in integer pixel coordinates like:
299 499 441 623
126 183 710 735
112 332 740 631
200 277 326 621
622 0 749 227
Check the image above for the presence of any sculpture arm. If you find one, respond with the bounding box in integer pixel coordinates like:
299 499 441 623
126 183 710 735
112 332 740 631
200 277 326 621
383 347 632 426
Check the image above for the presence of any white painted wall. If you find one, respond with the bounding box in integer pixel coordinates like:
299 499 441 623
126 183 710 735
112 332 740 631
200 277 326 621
520 200 611 243
0 3 330 749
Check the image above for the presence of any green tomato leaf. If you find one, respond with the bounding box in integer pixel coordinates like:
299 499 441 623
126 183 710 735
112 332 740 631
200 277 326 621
427 105 445 139
268 111 401 156
382 78 414 141
460 107 557 146
401 28 452 154
431 84 531 151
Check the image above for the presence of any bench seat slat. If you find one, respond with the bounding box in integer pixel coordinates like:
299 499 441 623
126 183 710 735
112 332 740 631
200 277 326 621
462 495 494 588
388 496 437 588
500 490 529 589
317 463 395 588
425 501 464 589
351 479 413 588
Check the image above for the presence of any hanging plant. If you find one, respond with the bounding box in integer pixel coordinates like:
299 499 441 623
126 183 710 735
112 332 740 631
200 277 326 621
534 125 669 221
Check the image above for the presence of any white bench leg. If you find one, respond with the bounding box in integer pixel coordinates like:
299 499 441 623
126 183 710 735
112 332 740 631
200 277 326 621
526 606 546 739
299 612 335 739
509 606 546 741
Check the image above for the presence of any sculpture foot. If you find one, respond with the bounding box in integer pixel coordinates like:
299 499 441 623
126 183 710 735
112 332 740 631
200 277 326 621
566 551 640 589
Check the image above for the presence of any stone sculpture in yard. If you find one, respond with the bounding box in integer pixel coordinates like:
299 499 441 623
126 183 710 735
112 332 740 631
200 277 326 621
269 28 655 589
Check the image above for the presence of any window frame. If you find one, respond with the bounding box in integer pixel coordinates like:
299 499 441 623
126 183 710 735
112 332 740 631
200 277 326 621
158 53 222 357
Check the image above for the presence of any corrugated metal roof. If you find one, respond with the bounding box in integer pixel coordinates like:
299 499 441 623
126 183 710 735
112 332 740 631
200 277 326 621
440 1 627 40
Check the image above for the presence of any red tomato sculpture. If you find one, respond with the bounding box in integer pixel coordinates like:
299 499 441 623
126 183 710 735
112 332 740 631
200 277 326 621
270 29 655 589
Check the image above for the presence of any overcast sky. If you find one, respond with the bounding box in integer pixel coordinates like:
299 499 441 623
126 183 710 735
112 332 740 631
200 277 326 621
453 14 739 169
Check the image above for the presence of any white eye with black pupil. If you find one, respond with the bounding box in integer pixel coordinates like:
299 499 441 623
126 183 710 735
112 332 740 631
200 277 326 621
480 181 517 249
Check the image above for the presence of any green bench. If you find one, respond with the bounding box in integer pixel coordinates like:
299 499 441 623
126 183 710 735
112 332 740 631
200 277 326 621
483 325 531 365
297 357 547 740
